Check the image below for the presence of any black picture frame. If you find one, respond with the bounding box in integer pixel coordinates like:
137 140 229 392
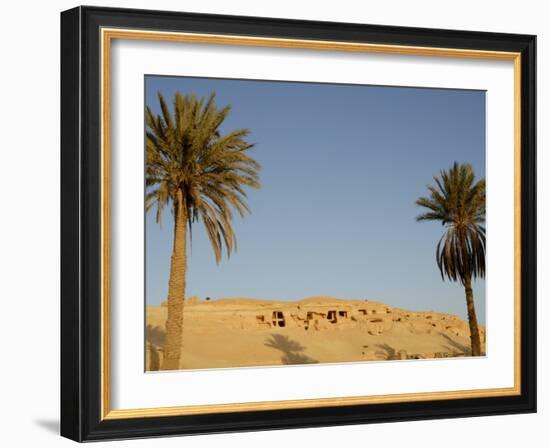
61 5 536 442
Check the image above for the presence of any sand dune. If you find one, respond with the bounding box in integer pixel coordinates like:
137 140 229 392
145 296 485 371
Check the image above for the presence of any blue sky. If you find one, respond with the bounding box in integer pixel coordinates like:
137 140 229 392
145 75 486 323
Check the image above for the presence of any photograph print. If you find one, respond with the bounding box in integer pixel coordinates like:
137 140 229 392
144 75 486 372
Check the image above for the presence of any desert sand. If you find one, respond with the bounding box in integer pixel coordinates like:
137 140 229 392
145 296 486 371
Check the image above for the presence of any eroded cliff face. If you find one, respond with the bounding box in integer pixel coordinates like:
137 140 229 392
146 297 486 371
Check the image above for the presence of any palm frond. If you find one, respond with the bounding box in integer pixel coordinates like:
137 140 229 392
416 162 485 284
145 91 261 263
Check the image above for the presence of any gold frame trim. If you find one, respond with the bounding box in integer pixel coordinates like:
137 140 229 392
100 28 522 420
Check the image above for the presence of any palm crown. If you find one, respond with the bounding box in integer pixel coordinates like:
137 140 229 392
416 162 486 285
145 92 261 262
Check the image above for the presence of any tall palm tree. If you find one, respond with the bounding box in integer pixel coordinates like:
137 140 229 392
415 162 485 356
146 91 261 370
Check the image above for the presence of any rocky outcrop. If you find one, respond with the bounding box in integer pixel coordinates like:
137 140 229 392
145 296 486 371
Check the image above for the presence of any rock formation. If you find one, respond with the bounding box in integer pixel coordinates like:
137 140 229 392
146 296 486 371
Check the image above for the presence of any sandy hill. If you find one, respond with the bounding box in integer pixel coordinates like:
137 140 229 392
146 296 485 371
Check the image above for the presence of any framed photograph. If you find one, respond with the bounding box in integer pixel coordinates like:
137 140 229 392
60 6 536 441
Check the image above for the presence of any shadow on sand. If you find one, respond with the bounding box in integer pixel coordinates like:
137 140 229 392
264 334 318 365
145 325 166 371
440 332 472 356
375 343 401 360
146 325 165 347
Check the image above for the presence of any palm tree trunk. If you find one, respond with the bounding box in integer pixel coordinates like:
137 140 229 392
162 190 187 370
464 274 482 356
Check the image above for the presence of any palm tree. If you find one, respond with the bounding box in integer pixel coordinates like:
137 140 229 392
146 91 261 370
415 162 485 356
